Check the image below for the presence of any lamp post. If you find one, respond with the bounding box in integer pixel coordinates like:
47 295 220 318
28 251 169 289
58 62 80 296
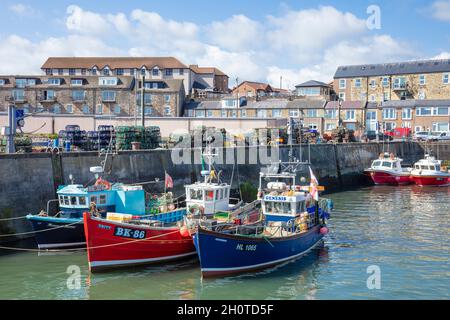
337 98 343 128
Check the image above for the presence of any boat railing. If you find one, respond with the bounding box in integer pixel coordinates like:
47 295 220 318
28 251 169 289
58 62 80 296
46 199 59 217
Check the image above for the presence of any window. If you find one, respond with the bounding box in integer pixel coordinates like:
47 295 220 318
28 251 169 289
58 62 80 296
433 107 449 116
144 81 160 89
272 109 282 118
165 69 173 76
81 69 87 75
206 110 213 118
370 94 376 102
69 69 76 76
339 92 345 101
96 104 103 114
72 90 85 101
46 69 53 75
366 111 377 120
102 91 116 102
189 189 203 200
0 79 5 86
58 69 63 75
241 109 247 118
382 77 389 87
91 68 97 75
137 93 152 105
257 109 267 118
52 104 61 114
12 89 25 101
99 195 106 205
419 75 426 85
48 78 61 85
402 121 411 128
416 107 432 116
223 99 235 107
384 122 396 131
66 104 73 113
325 109 336 119
383 92 390 101
354 78 362 88
297 87 320 96
306 109 317 118
99 77 118 86
339 79 346 89
432 122 449 132
179 68 184 75
383 108 396 119
443 74 449 84
15 79 28 88
402 108 412 119
82 105 90 114
140 68 146 76
205 190 214 202
144 106 153 115
114 105 121 114
152 68 159 76
71 79 83 86
221 110 227 118
393 77 406 89
116 68 124 76
165 106 171 116
289 109 299 117
370 79 376 88
79 197 87 206
230 110 237 118
164 95 171 103
90 196 97 204
103 68 110 76
325 123 336 131
64 196 70 205
345 110 355 120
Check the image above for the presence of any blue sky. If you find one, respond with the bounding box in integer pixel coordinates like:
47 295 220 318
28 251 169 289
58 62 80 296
0 0 449 87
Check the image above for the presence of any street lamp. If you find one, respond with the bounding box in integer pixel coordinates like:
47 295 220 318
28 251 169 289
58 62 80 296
337 98 343 128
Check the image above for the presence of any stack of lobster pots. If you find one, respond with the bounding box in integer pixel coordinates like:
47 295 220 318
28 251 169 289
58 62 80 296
59 125 88 151
116 126 161 150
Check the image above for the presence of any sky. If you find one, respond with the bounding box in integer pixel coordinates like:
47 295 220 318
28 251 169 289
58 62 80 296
0 0 449 89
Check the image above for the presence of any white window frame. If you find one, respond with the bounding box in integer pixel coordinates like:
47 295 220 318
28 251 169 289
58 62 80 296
114 104 121 115
419 74 426 86
71 79 83 86
339 79 346 89
345 110 356 121
339 92 346 101
383 108 397 120
443 73 449 84
66 104 73 114
354 78 362 88
402 108 412 120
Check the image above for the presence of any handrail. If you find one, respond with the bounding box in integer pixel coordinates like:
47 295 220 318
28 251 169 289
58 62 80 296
46 199 59 216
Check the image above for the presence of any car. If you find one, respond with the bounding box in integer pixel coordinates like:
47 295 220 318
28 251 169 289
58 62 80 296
362 131 393 141
413 131 432 141
426 131 450 142
438 131 450 141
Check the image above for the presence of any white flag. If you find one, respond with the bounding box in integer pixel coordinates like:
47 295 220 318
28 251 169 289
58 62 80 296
309 167 319 201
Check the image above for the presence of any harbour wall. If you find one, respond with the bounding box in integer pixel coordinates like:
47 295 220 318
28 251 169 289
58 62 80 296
0 141 428 242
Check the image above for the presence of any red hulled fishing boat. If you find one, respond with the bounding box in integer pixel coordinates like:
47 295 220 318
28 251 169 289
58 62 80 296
410 154 450 186
365 153 412 185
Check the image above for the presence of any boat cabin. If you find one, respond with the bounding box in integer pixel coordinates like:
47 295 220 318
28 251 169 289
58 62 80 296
413 155 442 172
185 182 231 216
371 153 403 171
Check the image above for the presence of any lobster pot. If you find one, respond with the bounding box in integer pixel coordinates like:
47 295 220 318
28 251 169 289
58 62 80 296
59 126 88 151
115 126 136 150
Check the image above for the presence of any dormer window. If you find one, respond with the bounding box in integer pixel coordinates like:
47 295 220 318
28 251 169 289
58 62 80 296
92 67 98 75
141 68 146 76
99 77 118 86
0 79 5 86
71 79 83 86
48 78 61 86
103 68 110 76
152 68 159 76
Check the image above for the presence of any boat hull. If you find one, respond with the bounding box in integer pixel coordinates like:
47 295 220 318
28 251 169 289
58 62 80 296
410 175 450 186
367 170 411 185
193 225 324 277
83 213 196 272
26 215 85 249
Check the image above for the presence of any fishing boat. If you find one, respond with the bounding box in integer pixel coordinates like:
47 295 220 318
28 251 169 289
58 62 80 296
26 166 174 249
410 154 450 186
364 152 412 185
192 118 332 278
84 143 259 272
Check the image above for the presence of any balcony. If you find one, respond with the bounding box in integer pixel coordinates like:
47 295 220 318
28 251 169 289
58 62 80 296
5 95 27 103
38 96 57 103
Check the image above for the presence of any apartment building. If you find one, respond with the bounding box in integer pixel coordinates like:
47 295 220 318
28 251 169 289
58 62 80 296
295 80 332 100
0 75 185 117
41 57 229 96
323 101 366 133
333 59 450 103
189 65 229 96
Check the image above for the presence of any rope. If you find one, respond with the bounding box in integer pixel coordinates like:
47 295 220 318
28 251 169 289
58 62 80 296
0 229 185 252
0 215 30 221
0 220 81 237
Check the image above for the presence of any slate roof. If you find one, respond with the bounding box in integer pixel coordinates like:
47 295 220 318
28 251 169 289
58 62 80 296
183 98 327 110
325 101 366 109
295 80 331 87
334 59 450 79
381 99 450 108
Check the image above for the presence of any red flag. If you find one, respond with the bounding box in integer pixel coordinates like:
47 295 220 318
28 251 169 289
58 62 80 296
309 167 319 201
165 172 173 189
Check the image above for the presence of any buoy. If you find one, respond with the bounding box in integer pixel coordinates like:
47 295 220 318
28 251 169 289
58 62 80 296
179 226 190 238
320 227 329 235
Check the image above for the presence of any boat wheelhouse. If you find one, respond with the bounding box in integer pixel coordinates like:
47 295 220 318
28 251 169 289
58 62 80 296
365 153 411 185
410 154 450 186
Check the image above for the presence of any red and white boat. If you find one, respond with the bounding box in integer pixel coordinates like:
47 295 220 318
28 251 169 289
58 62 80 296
410 155 450 186
365 153 412 185
83 211 196 272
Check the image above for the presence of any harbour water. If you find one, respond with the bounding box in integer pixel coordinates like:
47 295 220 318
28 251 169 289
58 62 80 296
0 185 449 300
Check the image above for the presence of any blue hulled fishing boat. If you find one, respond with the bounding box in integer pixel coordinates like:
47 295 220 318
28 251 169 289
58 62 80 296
27 166 181 249
192 118 332 277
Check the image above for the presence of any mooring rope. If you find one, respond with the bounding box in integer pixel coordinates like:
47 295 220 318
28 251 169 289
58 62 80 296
0 215 30 221
0 221 82 237
0 229 186 252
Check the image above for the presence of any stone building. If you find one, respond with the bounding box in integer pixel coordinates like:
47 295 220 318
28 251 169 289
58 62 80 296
295 80 332 100
333 59 450 103
0 75 185 117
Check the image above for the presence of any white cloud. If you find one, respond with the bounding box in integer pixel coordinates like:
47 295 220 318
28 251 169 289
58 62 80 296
431 1 450 21
433 51 450 59
66 5 111 35
9 4 37 17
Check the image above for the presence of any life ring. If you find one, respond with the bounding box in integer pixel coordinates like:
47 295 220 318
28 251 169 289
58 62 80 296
94 178 111 190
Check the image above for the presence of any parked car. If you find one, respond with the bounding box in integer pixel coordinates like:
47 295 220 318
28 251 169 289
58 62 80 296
362 131 393 141
425 131 450 142
413 131 432 141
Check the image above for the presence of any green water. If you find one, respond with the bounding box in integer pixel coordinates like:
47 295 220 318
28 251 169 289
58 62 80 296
0 185 449 300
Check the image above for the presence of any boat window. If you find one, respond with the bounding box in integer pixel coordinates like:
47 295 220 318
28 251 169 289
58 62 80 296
58 195 64 206
265 202 290 214
190 189 203 200
415 165 420 169
373 161 381 167
70 196 77 205
297 201 306 213
79 197 86 206
421 165 427 170
99 195 106 204
219 189 223 200
382 161 392 168
436 165 441 171
215 190 220 201
429 166 435 171
64 196 70 205
205 190 214 201
90 196 97 204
